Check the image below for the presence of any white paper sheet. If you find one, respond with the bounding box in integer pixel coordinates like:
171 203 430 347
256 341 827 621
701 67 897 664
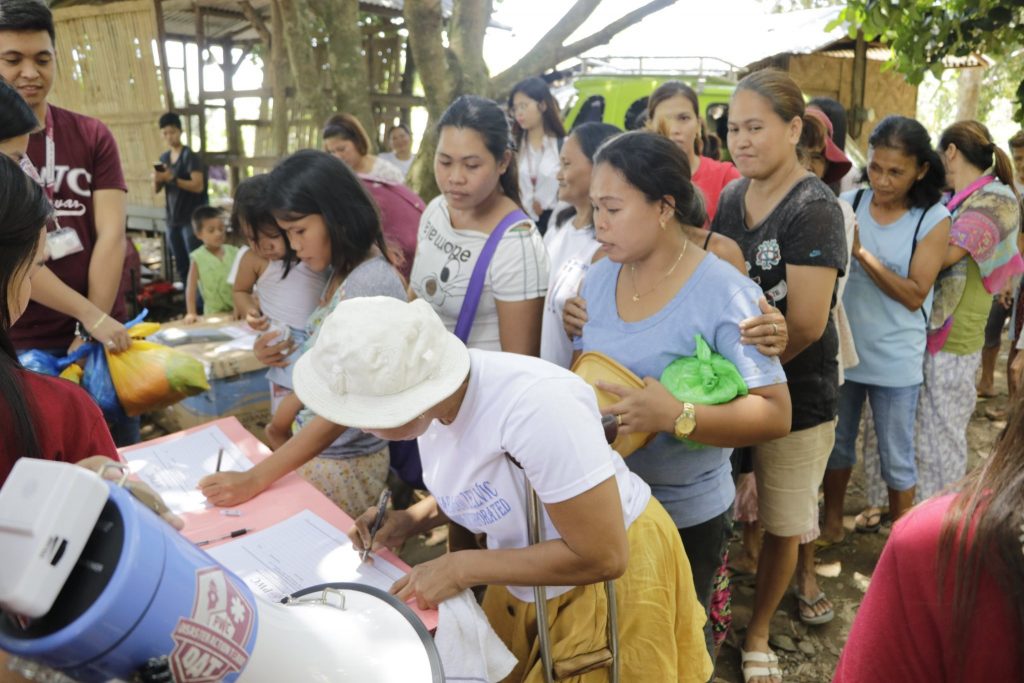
121 424 252 515
207 509 407 603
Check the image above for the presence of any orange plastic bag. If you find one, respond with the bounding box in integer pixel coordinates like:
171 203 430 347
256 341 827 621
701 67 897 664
105 338 209 417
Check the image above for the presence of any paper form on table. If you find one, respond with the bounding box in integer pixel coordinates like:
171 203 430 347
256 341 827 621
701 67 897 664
121 423 252 515
207 508 407 603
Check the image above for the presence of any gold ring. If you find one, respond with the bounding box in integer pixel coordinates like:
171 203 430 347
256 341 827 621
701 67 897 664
772 323 779 336
616 414 623 426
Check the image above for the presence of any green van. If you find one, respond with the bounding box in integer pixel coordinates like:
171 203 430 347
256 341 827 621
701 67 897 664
559 71 738 134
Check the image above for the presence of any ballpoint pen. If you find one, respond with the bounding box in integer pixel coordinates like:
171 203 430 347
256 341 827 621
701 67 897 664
196 528 252 547
362 488 391 561
215 448 224 473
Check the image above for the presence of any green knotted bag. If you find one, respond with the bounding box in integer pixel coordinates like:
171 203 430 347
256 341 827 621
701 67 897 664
660 334 748 447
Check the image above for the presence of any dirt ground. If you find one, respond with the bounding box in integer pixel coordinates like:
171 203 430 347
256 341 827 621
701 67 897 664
712 357 1008 683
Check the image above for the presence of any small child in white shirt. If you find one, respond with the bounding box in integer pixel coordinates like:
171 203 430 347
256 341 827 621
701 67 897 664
230 176 327 416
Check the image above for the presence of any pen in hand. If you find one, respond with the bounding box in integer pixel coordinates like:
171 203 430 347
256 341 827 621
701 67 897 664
362 488 391 562
215 448 224 473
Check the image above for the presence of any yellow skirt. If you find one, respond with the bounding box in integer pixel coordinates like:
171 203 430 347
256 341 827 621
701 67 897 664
482 498 712 682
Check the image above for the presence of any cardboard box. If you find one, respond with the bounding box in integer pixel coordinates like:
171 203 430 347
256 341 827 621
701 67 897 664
149 317 271 442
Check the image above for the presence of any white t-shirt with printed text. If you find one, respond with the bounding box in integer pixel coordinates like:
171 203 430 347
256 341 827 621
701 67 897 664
419 349 651 602
410 196 549 350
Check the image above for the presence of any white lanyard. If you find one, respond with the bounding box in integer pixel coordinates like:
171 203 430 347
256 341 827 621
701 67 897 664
43 105 56 201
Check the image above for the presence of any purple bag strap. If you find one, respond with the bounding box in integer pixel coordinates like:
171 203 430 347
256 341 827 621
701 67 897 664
454 209 530 342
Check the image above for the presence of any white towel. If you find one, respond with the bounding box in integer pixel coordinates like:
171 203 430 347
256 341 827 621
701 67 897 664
435 589 517 682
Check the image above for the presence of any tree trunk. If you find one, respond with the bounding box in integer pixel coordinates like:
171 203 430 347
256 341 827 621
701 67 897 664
277 0 331 127
401 0 679 199
270 0 289 157
312 0 374 140
276 0 374 144
956 67 983 122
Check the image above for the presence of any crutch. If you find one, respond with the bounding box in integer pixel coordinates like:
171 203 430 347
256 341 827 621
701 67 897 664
523 412 622 682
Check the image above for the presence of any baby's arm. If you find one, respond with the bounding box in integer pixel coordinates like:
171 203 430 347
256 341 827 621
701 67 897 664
266 392 302 449
233 250 268 329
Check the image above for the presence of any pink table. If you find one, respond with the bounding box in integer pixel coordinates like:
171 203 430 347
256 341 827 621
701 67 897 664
119 416 438 629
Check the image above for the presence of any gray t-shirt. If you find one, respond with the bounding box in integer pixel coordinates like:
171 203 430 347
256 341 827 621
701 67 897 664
297 256 407 459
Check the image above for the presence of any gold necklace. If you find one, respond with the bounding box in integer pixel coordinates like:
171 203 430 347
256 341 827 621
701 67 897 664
629 240 688 303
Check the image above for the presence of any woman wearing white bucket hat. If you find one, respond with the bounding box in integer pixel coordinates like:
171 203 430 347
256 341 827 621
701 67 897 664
293 296 713 682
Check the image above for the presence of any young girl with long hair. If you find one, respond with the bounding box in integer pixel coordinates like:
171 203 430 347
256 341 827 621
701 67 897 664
509 77 567 233
198 151 407 517
230 174 328 414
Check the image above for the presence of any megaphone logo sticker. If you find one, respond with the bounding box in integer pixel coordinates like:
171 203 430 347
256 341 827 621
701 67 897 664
169 567 256 682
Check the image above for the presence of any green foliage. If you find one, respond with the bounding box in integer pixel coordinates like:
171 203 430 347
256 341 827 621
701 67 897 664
831 0 1024 121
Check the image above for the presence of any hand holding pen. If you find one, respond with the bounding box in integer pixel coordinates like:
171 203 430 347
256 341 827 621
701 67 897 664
361 489 391 561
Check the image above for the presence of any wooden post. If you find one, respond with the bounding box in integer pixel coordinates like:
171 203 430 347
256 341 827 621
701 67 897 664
849 29 868 140
399 42 415 131
194 3 207 153
224 41 242 189
152 0 173 110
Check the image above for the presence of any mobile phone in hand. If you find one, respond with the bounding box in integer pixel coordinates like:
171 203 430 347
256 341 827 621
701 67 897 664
154 163 167 172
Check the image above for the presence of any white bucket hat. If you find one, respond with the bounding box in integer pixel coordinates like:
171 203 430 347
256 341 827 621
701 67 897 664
292 297 470 429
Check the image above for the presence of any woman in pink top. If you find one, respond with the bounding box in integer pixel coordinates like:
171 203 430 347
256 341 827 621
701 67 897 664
648 81 742 222
834 392 1024 682
647 81 745 273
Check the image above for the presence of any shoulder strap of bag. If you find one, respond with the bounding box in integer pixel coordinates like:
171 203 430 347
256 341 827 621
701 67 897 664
909 206 927 264
851 188 866 211
453 208 531 343
909 206 929 324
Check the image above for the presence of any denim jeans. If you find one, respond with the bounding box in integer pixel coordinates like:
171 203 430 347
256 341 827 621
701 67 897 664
828 380 920 491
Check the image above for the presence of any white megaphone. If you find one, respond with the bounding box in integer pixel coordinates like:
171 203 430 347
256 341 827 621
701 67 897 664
0 459 444 682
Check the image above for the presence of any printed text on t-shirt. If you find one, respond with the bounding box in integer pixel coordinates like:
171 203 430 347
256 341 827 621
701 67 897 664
424 224 473 263
436 481 513 528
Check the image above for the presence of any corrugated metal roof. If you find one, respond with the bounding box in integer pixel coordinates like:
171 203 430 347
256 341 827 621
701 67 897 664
741 7 989 71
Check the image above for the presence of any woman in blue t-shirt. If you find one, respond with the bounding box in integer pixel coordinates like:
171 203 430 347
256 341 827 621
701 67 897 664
572 130 791 663
822 116 950 543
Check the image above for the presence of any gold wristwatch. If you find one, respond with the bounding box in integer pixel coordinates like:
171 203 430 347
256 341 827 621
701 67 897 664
673 402 697 439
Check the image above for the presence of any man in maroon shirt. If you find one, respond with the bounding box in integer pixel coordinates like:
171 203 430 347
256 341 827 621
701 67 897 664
0 0 136 442
0 0 128 351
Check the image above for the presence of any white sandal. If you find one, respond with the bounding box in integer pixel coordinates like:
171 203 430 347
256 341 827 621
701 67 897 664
741 646 782 683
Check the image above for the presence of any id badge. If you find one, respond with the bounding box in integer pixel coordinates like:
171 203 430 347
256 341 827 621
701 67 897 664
46 226 85 261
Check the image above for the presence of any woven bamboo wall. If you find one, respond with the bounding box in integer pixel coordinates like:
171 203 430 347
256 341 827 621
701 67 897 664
50 1 166 207
788 54 918 157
